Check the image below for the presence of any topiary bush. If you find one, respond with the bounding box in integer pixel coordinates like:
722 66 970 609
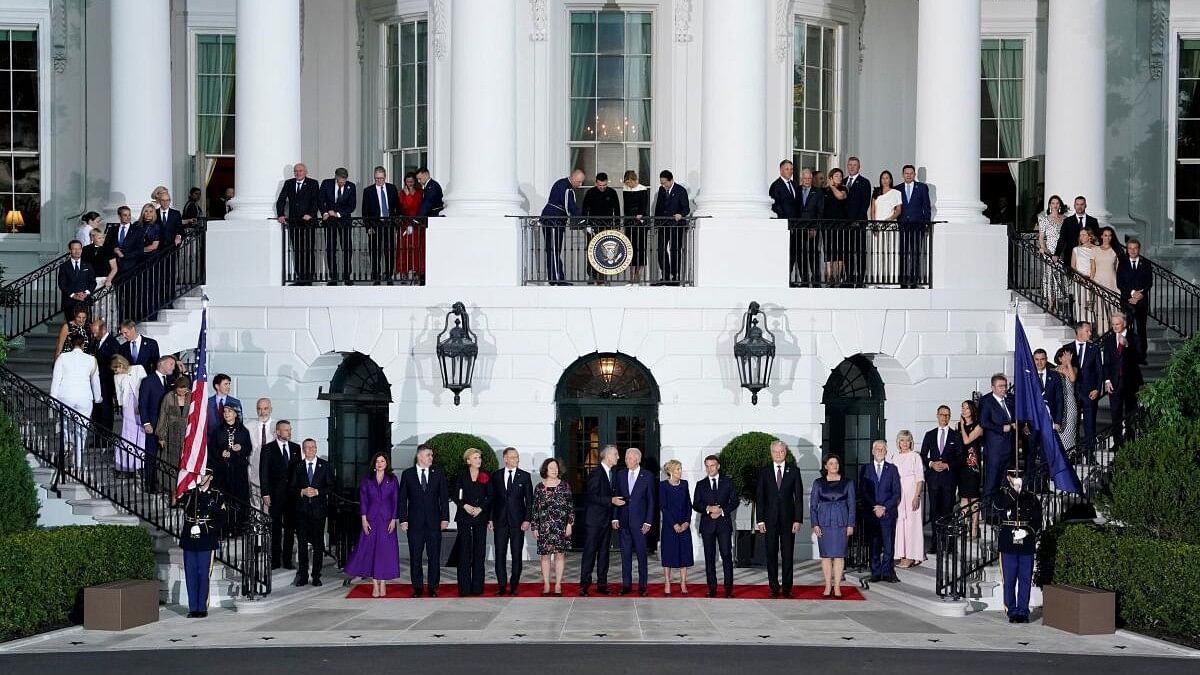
717 431 794 506
0 412 38 537
0 525 156 640
1099 419 1200 546
422 432 500 479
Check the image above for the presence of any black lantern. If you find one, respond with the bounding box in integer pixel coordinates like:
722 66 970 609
436 301 478 405
733 301 776 405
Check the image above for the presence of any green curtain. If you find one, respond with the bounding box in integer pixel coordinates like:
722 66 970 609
197 36 235 156
570 56 595 141
982 41 1023 162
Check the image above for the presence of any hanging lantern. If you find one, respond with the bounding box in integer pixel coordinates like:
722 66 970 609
733 301 776 405
436 301 478 405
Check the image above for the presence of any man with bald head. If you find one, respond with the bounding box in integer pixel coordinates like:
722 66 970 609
276 162 321 284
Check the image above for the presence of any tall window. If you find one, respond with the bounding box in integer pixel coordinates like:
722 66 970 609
196 34 235 156
383 19 428 180
0 30 39 234
792 21 838 174
979 39 1024 227
1176 39 1200 240
569 10 652 186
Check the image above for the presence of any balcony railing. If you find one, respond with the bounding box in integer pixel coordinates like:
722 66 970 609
517 215 698 286
786 220 935 289
281 217 428 286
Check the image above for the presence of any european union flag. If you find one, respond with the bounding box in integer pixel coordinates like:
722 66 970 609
1014 316 1083 494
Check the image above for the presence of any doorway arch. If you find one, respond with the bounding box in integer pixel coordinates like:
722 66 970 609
320 352 392 497
821 354 886 479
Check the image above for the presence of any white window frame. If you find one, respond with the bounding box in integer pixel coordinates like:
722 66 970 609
379 14 430 180
979 34 1033 163
1168 31 1200 242
0 14 50 242
189 31 237 160
790 17 843 174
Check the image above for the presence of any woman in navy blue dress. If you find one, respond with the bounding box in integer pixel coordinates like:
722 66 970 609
659 459 694 595
810 454 856 597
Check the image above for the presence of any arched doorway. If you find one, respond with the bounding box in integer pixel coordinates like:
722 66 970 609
320 352 392 497
822 354 886 479
555 352 660 549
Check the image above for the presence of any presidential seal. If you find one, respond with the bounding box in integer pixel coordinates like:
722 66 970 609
586 229 634 276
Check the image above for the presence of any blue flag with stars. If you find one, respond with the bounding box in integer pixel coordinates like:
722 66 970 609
1014 316 1082 494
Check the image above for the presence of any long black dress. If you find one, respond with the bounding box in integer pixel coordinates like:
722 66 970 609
208 419 252 534
622 187 651 267
958 421 982 499
823 186 850 263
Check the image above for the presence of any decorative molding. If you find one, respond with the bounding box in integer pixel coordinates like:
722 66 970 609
857 0 866 74
355 1 367 65
529 0 547 42
774 0 793 63
431 0 448 59
1150 0 1168 80
298 0 306 70
674 0 693 43
51 0 67 74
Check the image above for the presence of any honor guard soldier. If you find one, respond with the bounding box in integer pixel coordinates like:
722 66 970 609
995 462 1042 623
180 468 227 618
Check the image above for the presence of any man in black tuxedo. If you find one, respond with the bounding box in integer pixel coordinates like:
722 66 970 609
794 167 825 287
260 420 301 569
276 163 321 284
1055 196 1101 263
653 170 691 284
1117 238 1152 363
920 405 962 552
754 440 803 598
105 206 145 320
844 157 872 286
289 439 332 586
361 166 401 285
57 240 95 320
118 320 160 372
691 454 738 598
579 444 620 596
1062 321 1103 452
1029 348 1064 490
398 445 449 597
318 168 357 285
89 319 120 442
490 447 533 596
152 186 184 308
138 355 175 492
1103 315 1144 448
416 167 444 218
769 160 798 220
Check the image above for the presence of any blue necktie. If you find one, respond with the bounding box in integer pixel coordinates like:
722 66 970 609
380 187 389 217
131 341 139 363
307 462 314 483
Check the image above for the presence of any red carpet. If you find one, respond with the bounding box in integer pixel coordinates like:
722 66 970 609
346 582 863 601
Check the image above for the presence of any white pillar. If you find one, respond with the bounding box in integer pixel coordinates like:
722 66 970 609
1045 0 1107 221
914 0 987 224
695 0 772 217
109 0 172 211
444 0 523 216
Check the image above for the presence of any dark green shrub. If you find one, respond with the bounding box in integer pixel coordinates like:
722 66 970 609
422 432 500 479
1099 420 1200 545
0 525 156 640
717 431 794 505
0 412 38 536
1137 334 1200 429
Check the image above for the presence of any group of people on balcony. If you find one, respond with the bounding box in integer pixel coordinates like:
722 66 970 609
274 163 444 286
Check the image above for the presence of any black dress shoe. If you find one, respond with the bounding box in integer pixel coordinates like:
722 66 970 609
1014 615 1029 624
311 579 323 587
782 590 793 599
639 588 648 597
579 588 590 597
509 586 520 596
186 611 199 618
724 589 734 599
706 590 716 598
429 589 438 598
495 589 507 597
199 611 208 618
768 589 778 598
411 589 423 598
595 586 610 595
885 575 901 583
869 575 883 583
1008 616 1017 623
293 577 308 587
619 588 632 596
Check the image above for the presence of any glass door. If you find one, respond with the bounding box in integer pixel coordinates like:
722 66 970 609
328 401 391 497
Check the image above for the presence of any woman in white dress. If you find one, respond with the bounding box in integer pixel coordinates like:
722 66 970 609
1070 228 1097 325
49 334 102 468
1037 195 1068 311
111 354 147 476
869 170 902 286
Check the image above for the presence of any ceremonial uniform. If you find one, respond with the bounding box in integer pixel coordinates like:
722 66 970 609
179 484 227 617
995 480 1042 623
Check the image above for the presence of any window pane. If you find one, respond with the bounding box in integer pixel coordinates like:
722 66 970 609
981 119 999 159
386 24 399 67
197 75 225 114
1182 41 1200 78
15 156 38 192
10 31 36 70
997 119 1021 158
823 27 836 66
571 56 596 97
597 143 624 183
806 67 820 108
0 116 9 151
401 65 415 105
0 72 9 110
416 21 428 62
1176 163 1200 199
626 12 652 55
401 106 415 147
981 80 997 118
793 67 805 108
806 25 820 67
198 117 222 154
416 65 427 105
571 12 596 54
1000 44 1023 78
822 111 835 153
597 55 623 98
981 45 1000 76
387 65 399 109
996 80 1022 119
821 69 834 111
596 98 624 141
416 104 427 146
401 22 416 65
0 32 7 70
571 146 596 178
1179 80 1200 120
793 106 803 150
625 100 650 142
0 157 10 191
805 109 819 149
625 56 650 98
222 115 236 155
13 112 36 151
1179 120 1200 158
1176 199 1200 239
570 99 596 140
637 147 651 186
385 107 398 149
597 12 624 55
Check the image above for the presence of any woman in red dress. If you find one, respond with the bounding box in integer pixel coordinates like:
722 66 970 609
395 172 425 280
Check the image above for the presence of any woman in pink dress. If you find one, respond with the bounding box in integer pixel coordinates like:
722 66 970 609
892 430 925 567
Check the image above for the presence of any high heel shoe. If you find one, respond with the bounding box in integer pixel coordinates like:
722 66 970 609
833 587 843 598
680 588 688 596
821 587 833 597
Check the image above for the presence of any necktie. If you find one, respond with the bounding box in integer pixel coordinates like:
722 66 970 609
1132 259 1138 270
281 443 288 461
161 374 166 387
876 463 883 480
296 181 301 194
776 465 782 489
420 468 428 490
507 470 513 491
261 423 267 448
218 396 224 411
1041 372 1046 388
787 181 795 198
848 176 855 187
938 428 945 454
1117 335 1124 354
307 462 314 483
1077 342 1085 365
999 397 1010 419
73 260 78 272
628 471 635 493
119 225 127 245
380 186 389 217
161 209 167 223
131 340 139 363
906 184 913 200
710 477 716 493
336 185 341 203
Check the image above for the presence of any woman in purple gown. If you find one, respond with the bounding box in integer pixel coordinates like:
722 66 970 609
345 452 401 596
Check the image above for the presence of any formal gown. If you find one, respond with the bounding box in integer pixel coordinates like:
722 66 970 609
114 366 146 473
155 396 188 471
344 473 402 581
810 476 856 558
60 322 92 355
958 421 982 499
531 482 573 555
1072 245 1095 323
1092 246 1119 329
395 188 425 276
892 450 925 561
870 189 902 285
622 186 651 267
1038 213 1067 305
823 187 849 263
208 420 252 532
658 480 694 568
1058 373 1079 451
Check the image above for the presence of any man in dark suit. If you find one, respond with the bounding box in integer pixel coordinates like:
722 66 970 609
755 439 804 598
653 170 691 285
898 164 932 288
1103 315 1144 448
1117 238 1152 363
398 445 450 597
540 170 583 285
613 447 655 596
276 162 321 284
691 454 738 598
260 420 301 569
105 207 145 320
118 320 160 372
289 438 332 586
89 319 120 443
138 355 175 492
1056 196 1101 263
1029 348 1064 490
152 187 184 306
361 165 401 285
579 444 620 596
1062 321 1102 452
844 157 872 286
415 167 444 218
319 168 357 285
979 373 1017 503
57 240 95 320
490 447 533 596
205 373 242 437
793 167 825 287
858 440 901 582
769 160 798 220
920 405 962 552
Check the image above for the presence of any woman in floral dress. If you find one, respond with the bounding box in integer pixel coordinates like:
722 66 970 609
531 457 574 596
1037 195 1068 310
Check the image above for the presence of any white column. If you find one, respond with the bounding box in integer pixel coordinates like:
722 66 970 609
108 0 172 211
914 0 987 224
1045 0 1107 221
694 0 772 217
444 0 523 216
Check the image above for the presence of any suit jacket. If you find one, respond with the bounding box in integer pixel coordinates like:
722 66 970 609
417 179 444 217
397 465 450 529
769 176 798 219
318 179 357 219
755 463 804 529
361 182 400 219
1102 331 1144 394
795 185 824 221
50 349 102 404
57 258 96 302
93 333 120 400
138 370 169 427
290 457 332 518
654 184 691 218
979 393 1016 459
275 177 321 222
690 474 738 535
919 426 963 488
118 336 160 372
540 177 579 219
1037 369 1064 425
583 465 617 528
490 467 533 528
613 467 656 529
207 394 243 432
1056 214 1099 261
259 439 301 505
452 469 493 525
1116 256 1153 304
1062 339 1103 400
858 461 902 519
899 181 932 223
104 222 147 274
154 207 183 251
844 174 873 220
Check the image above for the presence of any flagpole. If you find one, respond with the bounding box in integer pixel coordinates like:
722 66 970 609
1012 302 1020 475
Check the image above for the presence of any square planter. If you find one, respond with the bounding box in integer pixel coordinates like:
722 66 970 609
1042 584 1115 635
84 580 159 631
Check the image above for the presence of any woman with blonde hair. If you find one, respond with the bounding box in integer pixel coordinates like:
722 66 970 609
451 447 492 596
659 459 693 595
892 430 925 567
111 354 146 476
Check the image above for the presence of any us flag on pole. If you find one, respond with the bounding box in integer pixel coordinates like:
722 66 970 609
175 307 209 500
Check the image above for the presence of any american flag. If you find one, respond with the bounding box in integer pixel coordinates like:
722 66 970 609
175 307 209 500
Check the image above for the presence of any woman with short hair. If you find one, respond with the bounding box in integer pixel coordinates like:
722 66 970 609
893 429 925 568
156 375 192 479
659 458 693 595
531 457 573 596
452 447 492 596
622 170 651 283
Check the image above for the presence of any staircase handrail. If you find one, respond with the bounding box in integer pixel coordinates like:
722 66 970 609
0 251 71 340
1143 258 1200 339
1007 229 1124 337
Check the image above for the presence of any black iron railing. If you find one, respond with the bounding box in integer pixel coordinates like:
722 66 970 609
326 492 361 578
518 215 698 286
281 217 428 286
1008 230 1124 332
787 220 936 289
89 221 208 326
1144 261 1200 339
0 364 273 598
0 251 69 340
